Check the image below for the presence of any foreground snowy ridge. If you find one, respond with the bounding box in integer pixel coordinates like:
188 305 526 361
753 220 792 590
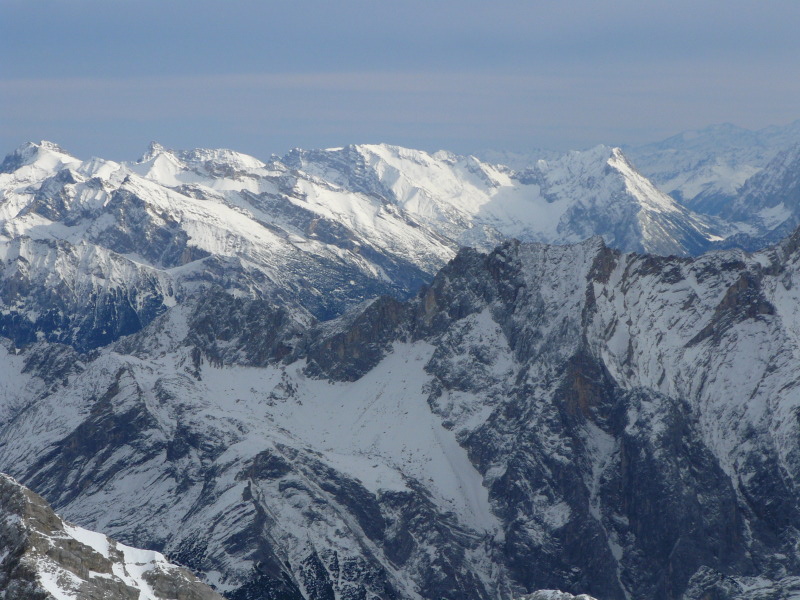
0 473 222 599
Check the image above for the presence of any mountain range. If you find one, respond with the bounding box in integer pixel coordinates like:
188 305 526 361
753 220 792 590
2 126 800 600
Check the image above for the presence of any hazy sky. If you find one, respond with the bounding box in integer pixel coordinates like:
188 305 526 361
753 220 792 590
3 0 800 161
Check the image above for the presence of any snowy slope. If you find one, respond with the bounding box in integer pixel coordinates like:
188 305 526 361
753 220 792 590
0 141 449 349
0 331 504 599
715 144 800 241
478 120 800 210
3 137 800 600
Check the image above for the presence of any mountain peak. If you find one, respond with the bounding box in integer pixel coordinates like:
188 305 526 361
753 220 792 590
609 146 625 159
23 140 63 152
606 146 642 171
0 140 80 176
139 141 170 163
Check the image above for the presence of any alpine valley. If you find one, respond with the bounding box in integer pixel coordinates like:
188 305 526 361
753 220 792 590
1 131 800 600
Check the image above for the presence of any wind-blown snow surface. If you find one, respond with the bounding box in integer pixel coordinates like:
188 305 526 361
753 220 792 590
2 235 800 599
0 140 724 352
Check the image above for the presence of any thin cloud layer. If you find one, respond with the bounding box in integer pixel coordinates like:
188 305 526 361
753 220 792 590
2 0 799 159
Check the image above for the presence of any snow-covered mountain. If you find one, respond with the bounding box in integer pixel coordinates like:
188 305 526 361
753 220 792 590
476 122 800 253
283 143 720 255
622 121 800 252
0 473 223 599
3 232 800 599
0 139 725 352
0 140 446 350
477 121 800 209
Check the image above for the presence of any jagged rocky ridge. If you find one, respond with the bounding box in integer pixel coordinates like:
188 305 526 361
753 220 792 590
1 231 800 599
0 140 722 352
0 473 223 599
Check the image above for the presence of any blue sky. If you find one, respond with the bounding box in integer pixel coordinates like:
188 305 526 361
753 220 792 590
3 0 800 160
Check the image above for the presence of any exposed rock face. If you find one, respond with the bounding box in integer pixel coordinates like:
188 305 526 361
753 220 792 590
6 136 800 600
0 473 224 599
1 233 800 600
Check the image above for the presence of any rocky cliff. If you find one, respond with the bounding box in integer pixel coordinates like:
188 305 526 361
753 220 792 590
1 232 800 599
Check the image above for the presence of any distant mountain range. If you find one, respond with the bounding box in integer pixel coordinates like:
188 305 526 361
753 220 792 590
4 129 800 354
626 120 800 204
478 120 800 209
